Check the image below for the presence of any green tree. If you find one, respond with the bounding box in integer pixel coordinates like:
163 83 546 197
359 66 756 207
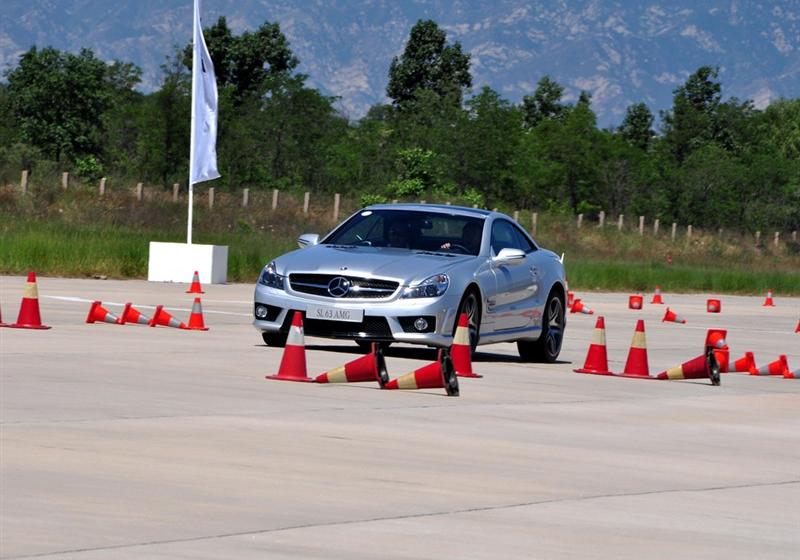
662 66 721 162
522 75 565 129
387 20 471 108
618 102 654 151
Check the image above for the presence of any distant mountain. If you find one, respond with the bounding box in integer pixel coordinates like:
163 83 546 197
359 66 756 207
1 1 798 126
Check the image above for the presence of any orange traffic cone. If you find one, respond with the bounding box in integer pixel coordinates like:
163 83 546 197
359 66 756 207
705 329 728 350
451 312 481 378
567 291 575 307
628 295 643 310
186 297 209 331
186 270 205 294
752 355 789 376
266 312 312 382
650 286 664 304
9 272 51 329
662 307 686 324
315 343 389 387
656 349 720 385
784 368 800 379
119 302 151 325
384 348 459 396
616 320 650 378
762 289 775 307
707 299 721 313
574 316 612 375
86 301 121 325
727 352 756 374
570 298 594 315
148 305 187 329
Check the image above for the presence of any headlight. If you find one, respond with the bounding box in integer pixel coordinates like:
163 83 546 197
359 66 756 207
258 261 285 289
401 273 449 298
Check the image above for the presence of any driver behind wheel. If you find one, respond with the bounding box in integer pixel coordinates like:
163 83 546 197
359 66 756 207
441 222 482 253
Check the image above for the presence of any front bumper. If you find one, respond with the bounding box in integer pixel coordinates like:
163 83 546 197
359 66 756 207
253 283 462 347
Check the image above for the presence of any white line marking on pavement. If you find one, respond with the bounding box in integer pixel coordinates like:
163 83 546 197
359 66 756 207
42 295 251 317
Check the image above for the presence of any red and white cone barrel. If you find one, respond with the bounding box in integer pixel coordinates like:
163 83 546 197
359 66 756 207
10 272 51 329
86 301 121 325
570 298 594 315
662 307 686 324
186 270 205 294
784 369 800 379
452 313 481 378
707 299 721 313
752 355 789 376
567 291 575 307
148 305 188 329
574 316 612 375
656 350 720 385
266 312 312 382
119 303 151 325
617 320 649 377
727 352 756 374
186 297 209 331
628 295 643 310
762 289 775 307
650 286 664 304
384 349 459 396
315 343 389 387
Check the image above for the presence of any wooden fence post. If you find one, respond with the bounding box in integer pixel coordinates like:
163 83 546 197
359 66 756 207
333 193 340 221
671 222 677 241
653 218 660 236
303 191 310 214
687 225 692 240
577 214 583 228
136 182 143 201
445 201 452 205
62 172 69 190
793 230 798 242
617 214 624 231
99 177 106 196
272 189 279 210
513 211 519 223
638 215 644 236
20 170 28 195
208 187 215 208
242 188 249 207
531 213 538 236
598 210 605 227
774 231 780 247
172 183 180 202
420 200 427 204
755 231 761 246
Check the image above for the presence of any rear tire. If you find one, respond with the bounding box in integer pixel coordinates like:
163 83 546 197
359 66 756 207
518 291 565 363
262 331 288 347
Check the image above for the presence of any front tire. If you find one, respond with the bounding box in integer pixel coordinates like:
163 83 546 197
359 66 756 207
454 289 481 354
518 291 565 363
262 331 288 347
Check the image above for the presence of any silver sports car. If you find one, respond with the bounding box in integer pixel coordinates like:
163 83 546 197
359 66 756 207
253 204 567 361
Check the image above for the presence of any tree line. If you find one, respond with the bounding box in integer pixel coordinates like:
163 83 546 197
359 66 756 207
1 18 798 233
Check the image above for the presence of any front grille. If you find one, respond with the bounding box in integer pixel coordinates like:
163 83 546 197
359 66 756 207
288 273 399 299
281 311 393 339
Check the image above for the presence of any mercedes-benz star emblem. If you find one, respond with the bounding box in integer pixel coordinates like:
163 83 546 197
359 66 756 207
327 276 351 297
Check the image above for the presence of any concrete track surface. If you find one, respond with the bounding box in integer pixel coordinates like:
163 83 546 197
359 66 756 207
1 276 799 559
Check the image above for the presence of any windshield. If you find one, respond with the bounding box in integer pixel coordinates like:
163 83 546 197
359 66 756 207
324 209 485 256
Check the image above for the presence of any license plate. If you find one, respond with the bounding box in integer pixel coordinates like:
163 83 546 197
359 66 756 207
306 305 364 323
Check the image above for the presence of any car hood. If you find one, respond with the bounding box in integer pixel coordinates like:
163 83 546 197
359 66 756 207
273 244 475 284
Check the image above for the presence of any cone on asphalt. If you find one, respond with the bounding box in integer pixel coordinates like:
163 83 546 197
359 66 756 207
266 312 312 382
9 272 51 329
315 343 389 387
451 312 481 378
662 307 687 324
707 298 721 313
752 355 790 377
186 270 205 294
186 297 209 331
650 286 664 304
119 302 151 325
85 301 121 325
384 348 459 396
617 320 649 378
727 352 756 374
574 316 612 375
656 348 721 385
567 291 575 307
148 305 187 329
784 369 800 379
705 329 728 350
570 298 594 315
628 295 643 310
762 289 775 307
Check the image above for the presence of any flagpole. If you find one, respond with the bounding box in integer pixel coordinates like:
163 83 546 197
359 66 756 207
187 0 199 246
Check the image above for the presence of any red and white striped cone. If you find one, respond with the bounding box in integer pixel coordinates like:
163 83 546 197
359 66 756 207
266 312 312 382
119 302 151 325
726 352 756 374
656 349 720 385
186 297 209 331
384 349 459 396
706 299 721 313
148 305 188 329
567 291 575 307
570 298 594 315
752 355 789 377
9 272 51 329
662 307 686 324
574 316 612 375
628 295 643 310
615 320 650 378
315 343 389 387
186 270 205 294
650 286 664 304
762 289 775 307
85 301 121 325
784 369 800 379
705 329 729 372
451 313 481 378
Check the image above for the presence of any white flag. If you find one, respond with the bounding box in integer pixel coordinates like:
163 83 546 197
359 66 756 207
190 0 220 185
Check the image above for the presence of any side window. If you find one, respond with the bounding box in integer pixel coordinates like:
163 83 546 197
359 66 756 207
490 220 518 254
511 224 536 253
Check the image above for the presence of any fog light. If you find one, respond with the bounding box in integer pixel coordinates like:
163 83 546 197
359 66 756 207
255 305 268 319
414 317 428 331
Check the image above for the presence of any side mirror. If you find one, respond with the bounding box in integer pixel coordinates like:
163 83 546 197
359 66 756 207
297 233 320 248
492 247 526 266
